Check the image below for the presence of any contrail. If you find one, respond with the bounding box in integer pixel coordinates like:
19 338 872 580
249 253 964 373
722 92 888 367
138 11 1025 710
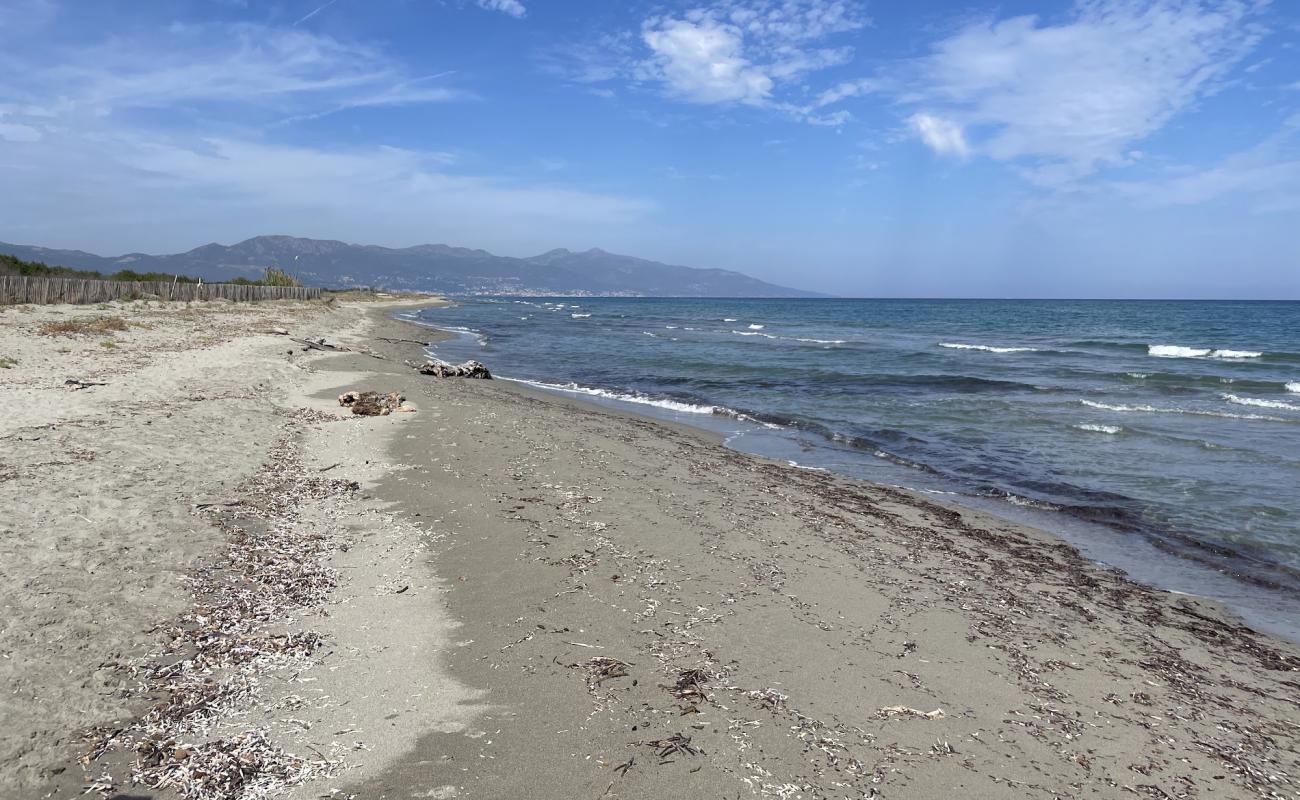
294 0 339 26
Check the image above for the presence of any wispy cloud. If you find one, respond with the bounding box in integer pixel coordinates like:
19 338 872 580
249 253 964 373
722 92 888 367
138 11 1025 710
294 0 339 27
0 22 469 123
0 16 651 253
898 0 1265 180
477 0 526 19
1110 114 1300 208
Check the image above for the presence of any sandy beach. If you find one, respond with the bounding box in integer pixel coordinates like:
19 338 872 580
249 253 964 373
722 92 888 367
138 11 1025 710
2 300 1298 800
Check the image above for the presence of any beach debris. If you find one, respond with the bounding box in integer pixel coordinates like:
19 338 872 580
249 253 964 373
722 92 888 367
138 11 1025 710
667 668 710 702
132 729 332 798
573 656 631 687
291 337 348 352
414 358 492 379
266 327 289 335
644 732 701 761
64 378 107 390
376 336 430 346
337 390 415 415
878 705 945 720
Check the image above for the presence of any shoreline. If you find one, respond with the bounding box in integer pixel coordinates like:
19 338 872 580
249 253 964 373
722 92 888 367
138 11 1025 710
2 300 1297 799
407 309 1300 644
346 307 1300 799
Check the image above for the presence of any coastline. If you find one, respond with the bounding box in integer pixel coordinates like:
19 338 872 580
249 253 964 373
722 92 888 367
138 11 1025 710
2 300 1297 799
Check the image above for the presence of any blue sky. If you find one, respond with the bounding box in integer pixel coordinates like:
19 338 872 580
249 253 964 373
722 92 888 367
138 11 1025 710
1 0 1297 297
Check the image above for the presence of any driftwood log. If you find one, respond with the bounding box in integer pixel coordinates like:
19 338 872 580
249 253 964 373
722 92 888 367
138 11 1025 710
291 337 348 352
414 358 492 379
338 390 414 415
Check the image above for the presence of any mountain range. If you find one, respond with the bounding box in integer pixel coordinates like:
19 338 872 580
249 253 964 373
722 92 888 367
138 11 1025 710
0 236 818 297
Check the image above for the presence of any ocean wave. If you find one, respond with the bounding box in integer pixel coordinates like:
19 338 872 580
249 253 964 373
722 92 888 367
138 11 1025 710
571 313 591 318
441 325 488 346
748 324 764 330
1148 344 1262 359
1080 398 1288 422
723 318 738 322
1223 393 1297 410
504 378 719 414
1074 423 1123 434
729 329 845 346
1288 382 1300 393
939 342 1038 354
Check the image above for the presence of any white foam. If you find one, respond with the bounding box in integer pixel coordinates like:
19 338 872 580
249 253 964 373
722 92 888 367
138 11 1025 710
786 460 829 472
1080 398 1287 422
442 326 488 346
1212 349 1262 359
792 337 848 344
940 342 1038 354
723 318 738 322
1223 393 1296 410
733 330 777 338
1288 382 1300 393
1127 372 1149 379
570 313 591 318
1075 423 1122 434
504 378 718 414
1148 344 1262 359
665 325 679 329
748 324 764 330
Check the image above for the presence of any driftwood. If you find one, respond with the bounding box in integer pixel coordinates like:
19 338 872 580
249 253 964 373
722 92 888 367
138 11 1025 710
291 337 348 352
413 358 492 379
337 390 415 416
65 379 107 390
376 336 430 346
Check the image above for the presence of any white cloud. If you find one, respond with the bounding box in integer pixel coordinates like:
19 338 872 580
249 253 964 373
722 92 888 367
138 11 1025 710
477 0 526 19
642 16 773 104
908 113 969 157
562 1 867 115
904 0 1264 177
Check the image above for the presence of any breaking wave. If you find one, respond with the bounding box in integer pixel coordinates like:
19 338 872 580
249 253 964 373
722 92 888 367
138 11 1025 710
1223 394 1297 410
1080 398 1288 422
1149 344 1262 359
1075 423 1123 434
939 342 1038 354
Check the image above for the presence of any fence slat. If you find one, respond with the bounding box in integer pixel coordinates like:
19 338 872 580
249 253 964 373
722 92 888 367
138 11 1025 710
0 276 322 305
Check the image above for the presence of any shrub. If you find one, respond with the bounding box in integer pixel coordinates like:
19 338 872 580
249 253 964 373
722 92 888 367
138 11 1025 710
38 315 130 336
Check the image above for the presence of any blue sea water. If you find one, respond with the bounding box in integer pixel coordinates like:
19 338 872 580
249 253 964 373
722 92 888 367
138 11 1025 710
411 298 1300 638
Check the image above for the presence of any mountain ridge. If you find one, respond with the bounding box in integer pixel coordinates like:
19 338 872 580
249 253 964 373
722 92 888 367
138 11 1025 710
0 236 821 297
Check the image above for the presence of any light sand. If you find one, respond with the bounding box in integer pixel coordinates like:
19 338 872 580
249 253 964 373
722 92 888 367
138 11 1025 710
2 300 1298 800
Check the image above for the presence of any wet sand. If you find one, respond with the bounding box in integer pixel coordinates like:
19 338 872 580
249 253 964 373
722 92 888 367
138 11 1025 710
2 301 1297 799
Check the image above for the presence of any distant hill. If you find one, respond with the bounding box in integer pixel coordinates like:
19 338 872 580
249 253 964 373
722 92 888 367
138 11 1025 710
0 236 820 297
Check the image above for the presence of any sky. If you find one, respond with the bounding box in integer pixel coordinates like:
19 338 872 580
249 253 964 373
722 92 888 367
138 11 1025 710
0 0 1298 298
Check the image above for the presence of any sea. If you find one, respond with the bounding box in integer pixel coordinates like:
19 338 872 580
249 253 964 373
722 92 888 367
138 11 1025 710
408 298 1300 640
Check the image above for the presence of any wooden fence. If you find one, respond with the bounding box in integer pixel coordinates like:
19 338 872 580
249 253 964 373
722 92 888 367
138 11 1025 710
0 276 322 305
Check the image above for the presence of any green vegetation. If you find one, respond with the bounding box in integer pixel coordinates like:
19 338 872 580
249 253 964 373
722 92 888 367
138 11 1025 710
2 253 304 287
1 252 199 283
38 315 130 336
229 267 301 287
0 356 16 369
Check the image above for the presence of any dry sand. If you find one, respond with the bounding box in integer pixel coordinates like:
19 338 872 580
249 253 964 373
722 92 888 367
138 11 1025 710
2 300 1298 800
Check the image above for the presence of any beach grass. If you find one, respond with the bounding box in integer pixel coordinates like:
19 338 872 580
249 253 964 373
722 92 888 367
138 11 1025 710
37 315 130 336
